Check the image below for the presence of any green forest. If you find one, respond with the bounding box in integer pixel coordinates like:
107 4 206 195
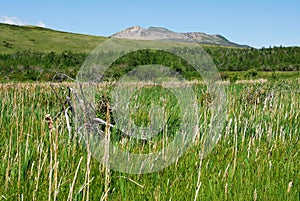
1 45 300 82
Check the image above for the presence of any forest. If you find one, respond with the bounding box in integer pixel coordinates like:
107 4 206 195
0 45 299 82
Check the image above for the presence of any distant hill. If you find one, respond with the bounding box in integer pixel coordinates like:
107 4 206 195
182 32 249 48
111 26 249 48
0 23 106 54
0 23 249 55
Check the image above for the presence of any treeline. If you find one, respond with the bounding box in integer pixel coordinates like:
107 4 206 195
206 46 300 71
0 50 85 81
0 46 299 81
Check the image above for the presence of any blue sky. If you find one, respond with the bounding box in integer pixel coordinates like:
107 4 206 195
0 0 299 48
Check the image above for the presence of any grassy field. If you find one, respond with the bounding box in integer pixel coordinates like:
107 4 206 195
0 23 106 53
0 79 299 200
221 71 300 82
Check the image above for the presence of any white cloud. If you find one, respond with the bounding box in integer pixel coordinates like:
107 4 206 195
37 21 46 28
0 16 25 25
0 16 47 28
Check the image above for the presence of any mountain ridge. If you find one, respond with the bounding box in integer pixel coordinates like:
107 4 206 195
111 26 249 48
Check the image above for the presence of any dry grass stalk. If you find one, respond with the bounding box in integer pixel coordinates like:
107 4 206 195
104 102 111 201
45 114 59 201
253 189 257 201
48 126 53 201
194 145 205 201
222 163 230 182
64 107 72 139
67 157 83 201
53 121 59 201
287 181 293 193
225 183 228 199
5 131 12 191
84 127 92 201
33 144 47 201
233 118 238 176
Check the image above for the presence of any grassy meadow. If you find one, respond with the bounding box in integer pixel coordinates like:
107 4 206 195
0 23 106 54
0 79 299 200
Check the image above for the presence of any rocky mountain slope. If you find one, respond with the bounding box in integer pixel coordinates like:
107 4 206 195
111 26 249 48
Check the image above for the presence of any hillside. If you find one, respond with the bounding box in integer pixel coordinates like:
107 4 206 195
0 23 248 55
182 32 249 48
0 23 106 53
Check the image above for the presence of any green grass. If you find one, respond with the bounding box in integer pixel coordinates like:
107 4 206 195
221 70 300 81
0 79 299 200
0 23 106 53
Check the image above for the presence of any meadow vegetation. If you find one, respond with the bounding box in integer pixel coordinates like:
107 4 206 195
0 79 299 200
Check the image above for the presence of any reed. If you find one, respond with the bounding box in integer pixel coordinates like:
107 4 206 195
0 79 298 200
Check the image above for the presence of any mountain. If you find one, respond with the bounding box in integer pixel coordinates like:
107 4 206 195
0 23 249 55
110 26 187 41
110 26 249 48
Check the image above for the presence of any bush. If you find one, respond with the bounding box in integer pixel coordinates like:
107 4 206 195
245 69 258 78
230 75 238 83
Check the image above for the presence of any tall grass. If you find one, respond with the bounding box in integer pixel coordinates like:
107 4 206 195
0 80 299 200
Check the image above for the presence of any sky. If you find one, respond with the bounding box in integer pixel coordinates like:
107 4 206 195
0 0 299 48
